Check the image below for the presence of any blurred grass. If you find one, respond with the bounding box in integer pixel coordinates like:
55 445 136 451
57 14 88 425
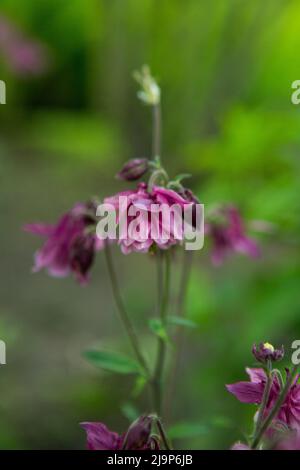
0 0 300 449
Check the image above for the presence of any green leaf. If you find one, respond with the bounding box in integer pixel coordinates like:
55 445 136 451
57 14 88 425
168 315 198 329
83 350 141 374
174 173 192 183
148 318 169 342
168 422 209 440
121 402 140 422
131 374 147 398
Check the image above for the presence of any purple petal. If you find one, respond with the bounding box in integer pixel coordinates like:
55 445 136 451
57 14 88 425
153 186 188 206
23 223 54 237
233 236 260 258
80 422 122 450
226 381 263 404
246 367 266 383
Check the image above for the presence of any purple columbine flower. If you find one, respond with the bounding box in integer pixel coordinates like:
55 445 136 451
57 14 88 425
104 183 196 254
116 158 149 181
226 368 300 432
80 415 158 450
24 202 103 284
252 342 284 364
206 205 260 265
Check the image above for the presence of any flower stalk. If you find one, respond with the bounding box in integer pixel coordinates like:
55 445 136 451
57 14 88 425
251 364 299 449
104 242 150 377
153 250 171 416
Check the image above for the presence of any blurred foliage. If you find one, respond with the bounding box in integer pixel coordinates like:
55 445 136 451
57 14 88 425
0 0 300 449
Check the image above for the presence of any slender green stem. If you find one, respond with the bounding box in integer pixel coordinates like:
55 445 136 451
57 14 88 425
152 103 161 159
253 367 272 437
153 251 171 416
156 250 163 317
165 250 193 422
155 417 172 450
104 242 150 376
272 369 284 390
251 364 299 449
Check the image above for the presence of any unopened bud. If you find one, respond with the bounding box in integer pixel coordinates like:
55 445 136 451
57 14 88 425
123 415 154 450
116 158 148 181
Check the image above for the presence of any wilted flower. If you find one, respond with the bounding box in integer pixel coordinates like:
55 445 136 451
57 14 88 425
103 183 198 254
24 202 102 284
226 368 300 432
252 343 284 364
206 205 260 265
116 158 148 181
81 415 157 450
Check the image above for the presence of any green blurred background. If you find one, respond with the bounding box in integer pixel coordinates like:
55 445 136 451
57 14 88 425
0 0 300 449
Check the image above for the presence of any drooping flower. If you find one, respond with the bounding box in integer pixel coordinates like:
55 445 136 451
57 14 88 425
24 202 102 284
206 205 260 265
252 342 284 365
116 158 148 181
81 415 158 450
103 183 199 254
226 368 300 432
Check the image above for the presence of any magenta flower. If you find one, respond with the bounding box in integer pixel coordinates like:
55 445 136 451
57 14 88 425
24 202 103 284
252 342 284 364
206 205 260 265
81 416 157 450
226 368 300 432
104 183 196 254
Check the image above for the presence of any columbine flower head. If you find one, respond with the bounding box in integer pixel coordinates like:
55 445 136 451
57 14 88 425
206 205 260 265
24 201 103 284
133 65 160 106
116 158 149 181
103 183 197 254
81 415 158 450
226 367 300 432
252 342 284 365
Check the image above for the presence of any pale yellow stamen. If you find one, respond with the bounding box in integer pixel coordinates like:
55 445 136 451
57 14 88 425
263 342 274 352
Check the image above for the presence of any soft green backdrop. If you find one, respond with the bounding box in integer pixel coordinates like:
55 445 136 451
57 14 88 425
0 0 299 449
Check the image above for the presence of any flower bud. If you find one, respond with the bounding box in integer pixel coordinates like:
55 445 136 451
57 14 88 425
252 342 284 364
122 415 154 450
116 158 148 181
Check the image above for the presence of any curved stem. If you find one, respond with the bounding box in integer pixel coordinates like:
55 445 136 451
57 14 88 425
104 242 150 376
251 364 299 449
153 251 171 416
253 368 272 438
155 417 172 450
